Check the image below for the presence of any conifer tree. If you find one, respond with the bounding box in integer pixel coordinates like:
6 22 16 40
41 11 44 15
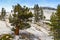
1 8 6 20
40 7 44 20
9 4 33 35
50 4 60 40
34 4 40 22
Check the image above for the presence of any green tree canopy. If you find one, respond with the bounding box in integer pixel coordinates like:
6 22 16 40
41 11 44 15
34 4 40 22
40 7 44 20
1 8 6 20
12 4 33 27
9 4 33 35
50 4 60 40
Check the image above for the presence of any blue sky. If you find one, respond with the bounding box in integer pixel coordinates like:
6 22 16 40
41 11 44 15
0 0 60 12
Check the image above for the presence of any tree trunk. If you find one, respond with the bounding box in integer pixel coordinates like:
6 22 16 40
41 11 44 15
15 26 19 35
14 26 19 40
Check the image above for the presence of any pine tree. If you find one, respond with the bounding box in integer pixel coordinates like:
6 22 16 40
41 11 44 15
50 4 60 40
34 4 40 22
40 7 44 20
10 4 33 35
1 8 6 20
9 14 13 23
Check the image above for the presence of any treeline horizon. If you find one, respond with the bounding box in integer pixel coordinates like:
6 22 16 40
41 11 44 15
0 4 58 12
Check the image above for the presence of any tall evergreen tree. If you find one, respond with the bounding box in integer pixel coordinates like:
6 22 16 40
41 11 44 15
50 4 60 40
10 4 33 35
1 8 6 20
9 14 13 23
40 7 44 20
34 4 40 22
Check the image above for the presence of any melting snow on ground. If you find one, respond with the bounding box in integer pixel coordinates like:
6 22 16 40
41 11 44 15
0 20 54 40
0 20 12 35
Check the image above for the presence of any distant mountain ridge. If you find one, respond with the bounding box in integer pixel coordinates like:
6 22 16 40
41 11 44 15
30 7 57 10
41 7 57 10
